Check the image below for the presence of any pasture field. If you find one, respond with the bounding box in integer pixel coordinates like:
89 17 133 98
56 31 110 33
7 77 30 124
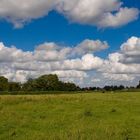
0 92 140 140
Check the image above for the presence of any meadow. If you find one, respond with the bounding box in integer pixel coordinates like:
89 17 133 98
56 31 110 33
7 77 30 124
0 92 140 140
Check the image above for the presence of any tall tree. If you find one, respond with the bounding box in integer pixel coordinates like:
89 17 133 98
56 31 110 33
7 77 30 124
137 81 140 88
8 82 21 91
36 74 60 91
0 76 9 91
22 78 37 91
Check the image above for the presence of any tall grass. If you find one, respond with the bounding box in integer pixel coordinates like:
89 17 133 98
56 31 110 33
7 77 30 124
0 92 140 140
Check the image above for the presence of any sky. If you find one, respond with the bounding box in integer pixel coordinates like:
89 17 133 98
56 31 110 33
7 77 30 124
0 0 140 87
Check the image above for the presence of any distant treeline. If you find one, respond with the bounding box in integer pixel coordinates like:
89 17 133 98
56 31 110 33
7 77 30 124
82 84 140 92
0 74 140 93
0 74 80 92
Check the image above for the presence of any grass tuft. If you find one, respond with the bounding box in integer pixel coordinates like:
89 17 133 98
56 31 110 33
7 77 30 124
84 110 93 117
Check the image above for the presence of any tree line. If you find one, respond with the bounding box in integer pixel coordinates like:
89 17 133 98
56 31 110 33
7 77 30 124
0 74 80 92
82 83 140 92
0 74 140 93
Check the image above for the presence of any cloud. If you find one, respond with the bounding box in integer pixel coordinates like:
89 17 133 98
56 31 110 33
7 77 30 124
74 39 108 56
103 73 135 81
97 37 140 84
0 36 140 87
57 0 139 28
34 43 71 61
91 78 101 83
105 37 140 65
0 0 139 28
100 55 140 76
52 70 88 78
0 39 106 84
34 39 108 61
0 0 57 28
62 54 104 71
96 7 139 27
119 37 140 64
0 42 32 62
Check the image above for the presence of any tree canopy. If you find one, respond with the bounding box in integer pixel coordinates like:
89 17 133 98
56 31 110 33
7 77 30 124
0 76 8 91
0 75 140 93
137 81 140 89
22 74 79 91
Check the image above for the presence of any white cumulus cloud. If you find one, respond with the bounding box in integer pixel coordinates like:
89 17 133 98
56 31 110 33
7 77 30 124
1 36 140 87
0 0 139 28
0 39 106 84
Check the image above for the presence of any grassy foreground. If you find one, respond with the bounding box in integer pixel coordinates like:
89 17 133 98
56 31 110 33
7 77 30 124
0 92 140 140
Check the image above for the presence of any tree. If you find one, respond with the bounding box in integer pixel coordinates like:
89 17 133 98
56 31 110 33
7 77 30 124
21 74 79 92
8 82 21 91
0 76 9 91
137 81 140 89
104 86 112 91
22 78 38 91
36 74 60 91
118 85 125 90
60 82 79 91
0 74 81 92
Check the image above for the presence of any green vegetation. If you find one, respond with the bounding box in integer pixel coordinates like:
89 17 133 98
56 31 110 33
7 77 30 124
1 74 140 94
0 76 9 91
0 75 79 93
0 92 140 140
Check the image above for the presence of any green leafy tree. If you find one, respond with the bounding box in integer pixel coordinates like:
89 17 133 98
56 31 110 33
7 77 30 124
137 81 140 89
22 78 38 91
8 82 21 91
0 76 9 91
36 74 60 91
59 82 79 91
21 74 79 92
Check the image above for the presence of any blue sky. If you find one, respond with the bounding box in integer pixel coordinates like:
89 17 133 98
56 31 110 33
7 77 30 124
0 0 139 54
0 0 140 86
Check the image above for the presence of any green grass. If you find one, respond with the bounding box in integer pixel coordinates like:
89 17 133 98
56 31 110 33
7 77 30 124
0 92 140 140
